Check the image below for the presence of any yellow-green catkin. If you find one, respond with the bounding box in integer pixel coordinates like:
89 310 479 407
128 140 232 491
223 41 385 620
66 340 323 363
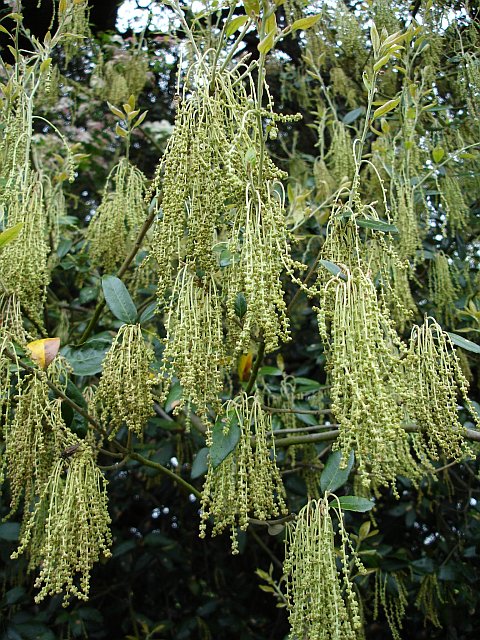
96 324 154 440
284 497 364 640
441 175 470 234
225 184 291 355
391 182 423 263
317 268 422 492
404 318 474 462
60 0 91 65
85 159 146 272
328 121 355 184
0 177 50 326
428 252 458 327
160 267 226 421
12 443 112 606
373 571 408 640
92 50 149 104
2 372 67 515
200 394 287 553
415 574 443 628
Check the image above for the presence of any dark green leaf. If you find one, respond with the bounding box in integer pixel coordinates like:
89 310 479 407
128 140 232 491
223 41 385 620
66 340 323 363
5 586 26 605
320 450 354 493
165 381 182 413
139 301 157 324
210 414 241 469
191 447 209 479
0 522 20 540
258 366 283 376
234 292 247 319
447 332 480 354
342 106 365 124
356 218 399 234
61 346 107 376
319 259 347 280
334 496 375 512
102 275 138 324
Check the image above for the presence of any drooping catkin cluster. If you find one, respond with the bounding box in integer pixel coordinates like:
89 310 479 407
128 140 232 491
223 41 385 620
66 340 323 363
284 497 364 640
148 59 300 415
60 0 91 64
317 267 422 491
0 177 50 325
404 318 475 462
12 443 112 606
391 182 423 264
92 50 149 104
96 324 154 440
440 175 470 234
160 267 226 420
373 571 408 640
2 373 67 515
85 159 146 272
428 252 458 327
200 394 287 552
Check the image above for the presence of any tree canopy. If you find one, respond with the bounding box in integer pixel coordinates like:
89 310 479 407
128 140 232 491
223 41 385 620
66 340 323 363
0 1 479 639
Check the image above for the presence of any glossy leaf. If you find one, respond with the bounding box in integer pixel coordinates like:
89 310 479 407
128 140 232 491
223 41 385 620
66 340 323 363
334 496 375 512
320 450 355 493
102 275 138 324
210 414 241 469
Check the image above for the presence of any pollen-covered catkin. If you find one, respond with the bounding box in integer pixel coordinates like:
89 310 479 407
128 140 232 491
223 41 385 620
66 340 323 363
96 324 154 439
12 443 112 606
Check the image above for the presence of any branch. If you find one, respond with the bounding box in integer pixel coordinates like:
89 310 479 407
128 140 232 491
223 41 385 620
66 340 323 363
78 201 158 344
129 452 202 499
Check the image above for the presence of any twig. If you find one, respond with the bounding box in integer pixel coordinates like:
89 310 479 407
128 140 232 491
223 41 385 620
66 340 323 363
245 340 266 395
129 451 202 499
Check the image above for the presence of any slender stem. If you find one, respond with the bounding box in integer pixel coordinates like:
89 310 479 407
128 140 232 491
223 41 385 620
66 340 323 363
286 247 323 314
273 424 480 448
249 528 283 571
263 406 331 415
129 452 202 499
78 203 158 344
245 340 265 395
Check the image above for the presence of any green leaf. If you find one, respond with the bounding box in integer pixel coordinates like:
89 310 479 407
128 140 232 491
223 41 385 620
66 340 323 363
234 292 247 319
372 96 401 120
342 107 365 125
447 332 480 354
165 381 182 413
356 218 399 234
210 414 241 469
243 0 260 15
102 275 138 324
62 346 107 376
319 259 347 280
226 15 248 37
258 366 283 376
0 522 20 540
334 496 375 512
0 222 22 249
5 586 26 605
320 450 354 493
191 447 209 479
432 145 445 163
257 30 275 54
139 301 157 324
291 14 321 31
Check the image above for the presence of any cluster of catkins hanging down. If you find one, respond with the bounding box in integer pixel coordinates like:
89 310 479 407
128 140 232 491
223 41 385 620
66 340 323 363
0 338 112 605
315 202 477 494
284 496 365 640
200 393 287 553
145 56 302 422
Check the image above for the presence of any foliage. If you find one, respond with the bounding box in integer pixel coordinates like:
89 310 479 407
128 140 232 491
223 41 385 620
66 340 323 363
0 1 479 639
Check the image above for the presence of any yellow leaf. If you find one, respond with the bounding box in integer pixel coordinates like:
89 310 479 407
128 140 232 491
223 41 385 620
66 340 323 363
40 57 52 73
107 101 124 119
237 353 253 382
372 96 401 120
0 24 10 35
258 30 275 54
225 15 249 37
265 12 276 35
5 12 23 21
432 146 445 163
244 0 260 16
127 94 135 110
0 222 23 249
115 123 128 138
291 14 321 31
26 338 60 370
59 0 67 14
133 110 148 128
